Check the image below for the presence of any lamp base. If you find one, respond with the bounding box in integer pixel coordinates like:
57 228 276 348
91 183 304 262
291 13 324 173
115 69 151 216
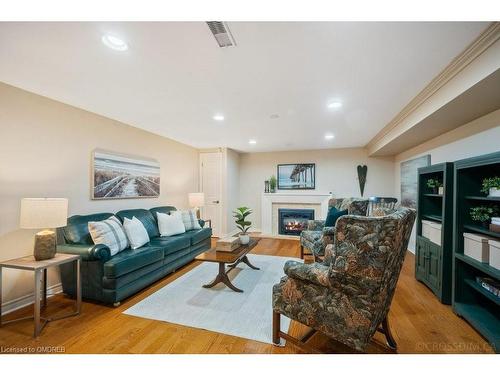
34 230 57 261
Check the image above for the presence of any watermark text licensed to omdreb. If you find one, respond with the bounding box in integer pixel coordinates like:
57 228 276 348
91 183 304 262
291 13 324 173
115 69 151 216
1 345 65 354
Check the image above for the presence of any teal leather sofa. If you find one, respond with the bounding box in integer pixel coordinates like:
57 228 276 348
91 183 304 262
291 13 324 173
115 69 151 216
56 206 212 305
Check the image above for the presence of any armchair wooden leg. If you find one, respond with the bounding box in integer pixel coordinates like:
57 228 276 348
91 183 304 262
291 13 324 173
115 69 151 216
381 316 397 351
273 311 281 345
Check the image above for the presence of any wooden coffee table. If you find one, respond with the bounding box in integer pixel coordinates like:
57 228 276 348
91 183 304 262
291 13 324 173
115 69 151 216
195 238 260 292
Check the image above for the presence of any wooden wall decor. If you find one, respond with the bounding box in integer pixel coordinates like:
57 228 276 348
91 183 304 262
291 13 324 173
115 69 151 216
357 165 368 197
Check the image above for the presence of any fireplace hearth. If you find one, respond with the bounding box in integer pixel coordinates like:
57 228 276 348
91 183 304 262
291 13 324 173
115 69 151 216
278 208 315 236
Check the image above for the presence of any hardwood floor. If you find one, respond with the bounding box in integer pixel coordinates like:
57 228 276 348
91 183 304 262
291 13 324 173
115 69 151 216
0 238 494 354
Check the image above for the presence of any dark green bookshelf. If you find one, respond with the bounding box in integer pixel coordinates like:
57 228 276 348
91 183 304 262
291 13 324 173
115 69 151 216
415 163 454 304
453 151 500 353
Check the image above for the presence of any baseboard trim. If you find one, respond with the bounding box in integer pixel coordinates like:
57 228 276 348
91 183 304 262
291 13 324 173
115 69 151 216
1 283 63 316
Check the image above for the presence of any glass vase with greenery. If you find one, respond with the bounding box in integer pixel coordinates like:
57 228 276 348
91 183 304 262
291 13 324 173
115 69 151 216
481 177 500 197
269 175 277 193
233 206 252 244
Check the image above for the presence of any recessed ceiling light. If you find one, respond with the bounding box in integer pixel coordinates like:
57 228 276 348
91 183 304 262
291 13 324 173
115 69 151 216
270 114 280 119
325 134 335 140
249 139 257 145
327 101 342 109
102 34 128 51
213 114 225 121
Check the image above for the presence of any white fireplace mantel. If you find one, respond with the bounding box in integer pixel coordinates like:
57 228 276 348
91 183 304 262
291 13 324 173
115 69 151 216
261 192 331 236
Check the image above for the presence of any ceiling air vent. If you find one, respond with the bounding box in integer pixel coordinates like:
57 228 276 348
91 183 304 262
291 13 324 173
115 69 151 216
206 21 236 48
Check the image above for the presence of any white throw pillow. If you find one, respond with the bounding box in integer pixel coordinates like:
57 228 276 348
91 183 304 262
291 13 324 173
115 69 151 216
88 216 129 256
157 211 186 237
123 216 150 249
180 209 202 231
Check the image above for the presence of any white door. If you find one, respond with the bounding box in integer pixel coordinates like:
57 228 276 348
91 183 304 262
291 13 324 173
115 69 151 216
200 152 222 237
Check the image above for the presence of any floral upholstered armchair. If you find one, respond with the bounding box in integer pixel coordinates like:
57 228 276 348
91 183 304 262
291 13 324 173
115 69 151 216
299 197 369 260
273 207 416 352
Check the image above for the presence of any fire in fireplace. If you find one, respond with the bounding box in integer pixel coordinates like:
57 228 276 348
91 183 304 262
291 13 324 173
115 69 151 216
278 208 315 236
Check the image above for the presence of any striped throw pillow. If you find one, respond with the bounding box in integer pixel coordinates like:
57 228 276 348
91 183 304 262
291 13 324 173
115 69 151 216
88 216 129 256
180 209 202 231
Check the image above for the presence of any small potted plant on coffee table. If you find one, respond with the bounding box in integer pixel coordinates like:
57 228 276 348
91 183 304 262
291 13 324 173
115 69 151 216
470 206 494 229
481 176 500 197
233 206 252 244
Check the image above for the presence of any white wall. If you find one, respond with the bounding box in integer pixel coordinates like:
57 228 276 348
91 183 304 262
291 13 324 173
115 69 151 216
238 148 395 230
394 109 500 252
0 82 199 313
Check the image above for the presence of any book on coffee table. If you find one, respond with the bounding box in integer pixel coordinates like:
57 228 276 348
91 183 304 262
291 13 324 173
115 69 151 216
216 236 240 252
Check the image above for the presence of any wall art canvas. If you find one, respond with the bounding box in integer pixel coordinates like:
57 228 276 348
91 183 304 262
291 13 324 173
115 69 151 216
400 154 431 208
277 163 315 190
92 150 160 199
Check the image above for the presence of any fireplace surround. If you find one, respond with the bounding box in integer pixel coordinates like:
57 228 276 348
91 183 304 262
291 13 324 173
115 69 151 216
278 208 315 236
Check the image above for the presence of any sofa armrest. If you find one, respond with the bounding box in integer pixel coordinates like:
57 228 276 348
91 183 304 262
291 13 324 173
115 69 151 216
283 260 331 288
306 220 325 231
57 243 111 262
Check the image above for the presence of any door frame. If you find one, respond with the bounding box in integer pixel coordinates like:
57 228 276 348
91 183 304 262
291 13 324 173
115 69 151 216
199 150 224 238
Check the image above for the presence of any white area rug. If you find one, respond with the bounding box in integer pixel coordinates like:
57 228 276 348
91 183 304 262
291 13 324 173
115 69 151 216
124 254 297 345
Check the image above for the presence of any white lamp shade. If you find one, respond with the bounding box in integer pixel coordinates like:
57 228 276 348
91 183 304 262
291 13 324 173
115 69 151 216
188 193 205 208
20 198 68 229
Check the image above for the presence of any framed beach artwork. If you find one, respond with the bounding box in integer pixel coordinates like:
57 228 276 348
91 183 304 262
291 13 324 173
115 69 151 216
92 150 160 199
400 155 431 208
277 163 316 190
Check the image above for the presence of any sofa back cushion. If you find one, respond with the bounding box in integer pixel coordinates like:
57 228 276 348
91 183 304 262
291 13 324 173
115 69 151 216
63 213 114 245
149 206 177 221
116 209 159 238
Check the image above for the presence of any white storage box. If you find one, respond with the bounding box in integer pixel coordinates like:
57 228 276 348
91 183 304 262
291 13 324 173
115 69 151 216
488 239 500 270
422 220 442 245
463 232 491 262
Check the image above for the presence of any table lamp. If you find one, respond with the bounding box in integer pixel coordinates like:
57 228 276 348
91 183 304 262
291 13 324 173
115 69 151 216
188 192 205 219
20 198 68 261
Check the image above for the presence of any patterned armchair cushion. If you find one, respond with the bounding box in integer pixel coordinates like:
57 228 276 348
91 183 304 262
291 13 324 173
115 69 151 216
329 197 369 216
274 207 416 351
371 206 397 217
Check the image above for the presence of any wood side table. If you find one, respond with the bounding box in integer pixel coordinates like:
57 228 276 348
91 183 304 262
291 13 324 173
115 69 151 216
0 253 81 337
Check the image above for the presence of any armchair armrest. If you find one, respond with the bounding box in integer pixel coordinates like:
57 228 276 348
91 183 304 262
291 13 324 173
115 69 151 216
57 243 111 262
283 260 331 288
322 226 335 235
307 219 325 231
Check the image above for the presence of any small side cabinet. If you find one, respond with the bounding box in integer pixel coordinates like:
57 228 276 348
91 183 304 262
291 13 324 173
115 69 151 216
416 235 442 296
415 162 454 304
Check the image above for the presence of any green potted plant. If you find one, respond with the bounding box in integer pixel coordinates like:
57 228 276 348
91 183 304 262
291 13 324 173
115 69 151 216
233 206 252 244
481 177 500 197
470 206 494 228
427 179 443 195
269 175 277 193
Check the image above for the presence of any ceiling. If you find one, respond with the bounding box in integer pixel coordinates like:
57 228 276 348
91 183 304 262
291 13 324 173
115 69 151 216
0 22 489 153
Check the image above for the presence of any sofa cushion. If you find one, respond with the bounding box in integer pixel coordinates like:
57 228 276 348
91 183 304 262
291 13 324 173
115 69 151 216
63 213 114 245
150 235 190 255
182 227 212 245
116 209 159 238
149 206 177 221
103 245 164 278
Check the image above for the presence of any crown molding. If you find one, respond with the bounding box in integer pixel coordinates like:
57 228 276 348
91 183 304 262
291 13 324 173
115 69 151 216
367 22 500 153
